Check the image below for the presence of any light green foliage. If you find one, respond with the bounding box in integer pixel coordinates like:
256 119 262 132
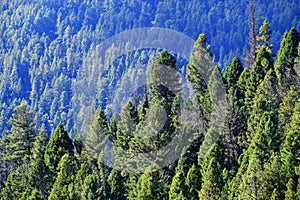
256 20 274 53
169 170 186 200
136 168 167 200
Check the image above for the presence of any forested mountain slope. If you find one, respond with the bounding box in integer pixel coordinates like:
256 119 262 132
0 0 299 136
1 1 300 198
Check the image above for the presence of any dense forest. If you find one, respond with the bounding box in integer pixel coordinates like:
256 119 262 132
1 0 300 199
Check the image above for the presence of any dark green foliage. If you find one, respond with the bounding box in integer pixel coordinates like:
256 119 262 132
107 169 126 200
224 57 244 89
275 27 300 96
44 124 74 173
48 154 77 200
185 164 201 200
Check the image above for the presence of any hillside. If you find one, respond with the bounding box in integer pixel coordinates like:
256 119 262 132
0 0 300 199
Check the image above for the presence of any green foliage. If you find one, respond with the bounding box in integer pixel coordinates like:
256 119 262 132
275 27 300 96
44 124 74 174
224 57 244 89
169 170 186 200
185 164 201 200
48 154 77 200
107 169 126 200
6 101 36 169
136 168 167 200
256 20 274 53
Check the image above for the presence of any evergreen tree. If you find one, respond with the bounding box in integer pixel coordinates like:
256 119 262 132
245 47 274 111
115 101 138 150
199 144 223 200
275 27 300 96
186 33 215 133
185 164 201 200
107 169 126 200
6 101 36 170
280 97 300 196
81 173 103 200
256 20 273 53
278 86 300 142
199 66 227 158
224 57 244 89
74 161 92 197
0 136 9 190
85 109 109 162
169 170 186 200
48 154 77 200
44 123 74 178
27 131 49 199
136 168 167 200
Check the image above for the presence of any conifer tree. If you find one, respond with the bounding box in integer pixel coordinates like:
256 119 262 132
48 154 77 200
81 173 103 200
115 101 138 150
199 144 223 200
169 170 186 200
27 131 49 199
44 123 74 178
136 168 167 200
185 164 201 200
6 101 36 170
107 169 126 200
85 109 109 162
275 27 300 96
199 66 227 158
256 20 273 53
280 97 300 196
278 86 300 142
186 33 215 133
224 57 244 89
245 47 274 111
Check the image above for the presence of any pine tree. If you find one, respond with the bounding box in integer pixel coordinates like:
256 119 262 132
246 68 279 145
256 20 273 53
136 168 167 200
280 97 300 196
6 101 36 170
238 112 279 199
44 123 74 177
81 173 103 200
74 161 92 197
27 131 49 199
149 50 181 104
186 33 215 133
0 136 9 190
169 170 186 200
107 169 126 200
115 101 138 150
245 47 274 111
199 66 227 158
275 27 300 96
85 109 109 162
185 164 201 200
48 154 77 200
199 144 223 200
224 57 244 89
278 86 300 142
